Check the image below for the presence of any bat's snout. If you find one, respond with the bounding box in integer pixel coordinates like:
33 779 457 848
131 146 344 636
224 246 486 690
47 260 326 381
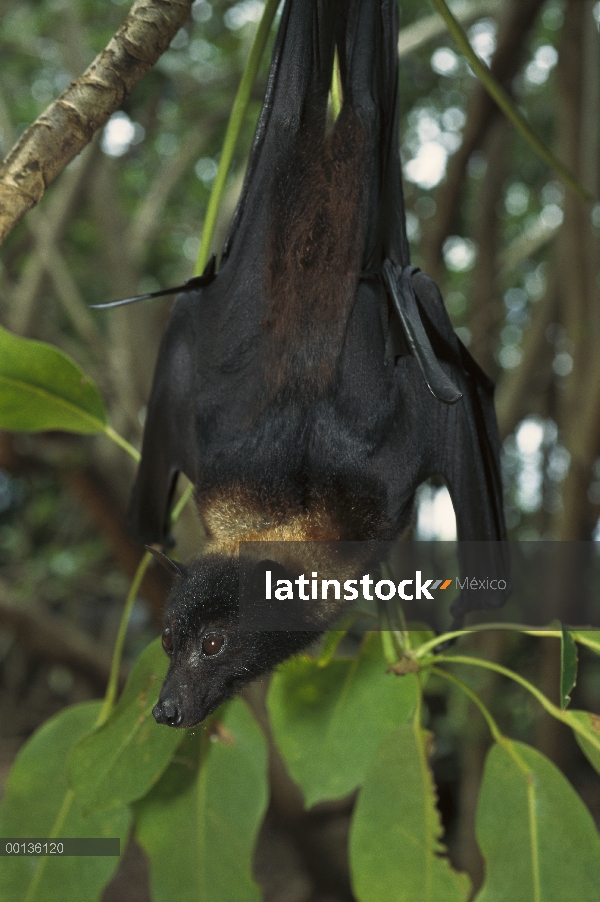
152 667 219 728
153 697 183 727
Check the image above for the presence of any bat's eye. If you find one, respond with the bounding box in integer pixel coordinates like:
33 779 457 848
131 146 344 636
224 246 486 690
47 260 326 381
202 633 225 656
162 627 173 655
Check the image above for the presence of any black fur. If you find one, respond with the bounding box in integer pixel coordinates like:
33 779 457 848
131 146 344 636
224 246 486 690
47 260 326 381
129 0 508 728
153 555 316 727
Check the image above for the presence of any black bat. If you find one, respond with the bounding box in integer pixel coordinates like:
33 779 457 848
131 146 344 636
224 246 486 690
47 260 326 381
115 0 508 727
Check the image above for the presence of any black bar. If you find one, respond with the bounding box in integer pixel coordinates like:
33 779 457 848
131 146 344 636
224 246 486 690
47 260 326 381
238 540 600 631
1 839 120 856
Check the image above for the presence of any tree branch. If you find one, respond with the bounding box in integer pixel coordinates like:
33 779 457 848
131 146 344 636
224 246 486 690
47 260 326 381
3 142 99 335
397 0 501 58
497 215 560 279
128 125 213 262
495 277 557 441
66 468 171 624
0 0 193 247
468 117 509 375
0 579 128 692
422 0 545 280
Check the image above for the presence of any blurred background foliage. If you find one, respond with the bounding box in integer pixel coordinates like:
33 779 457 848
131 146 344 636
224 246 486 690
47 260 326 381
0 0 600 899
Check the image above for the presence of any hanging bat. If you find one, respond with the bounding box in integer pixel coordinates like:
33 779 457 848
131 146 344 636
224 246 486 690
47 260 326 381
100 0 509 727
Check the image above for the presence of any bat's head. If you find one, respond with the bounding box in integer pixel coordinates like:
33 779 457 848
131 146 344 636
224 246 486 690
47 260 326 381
149 551 315 728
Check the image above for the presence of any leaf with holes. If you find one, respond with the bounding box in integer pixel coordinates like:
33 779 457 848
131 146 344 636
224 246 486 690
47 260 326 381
350 721 470 902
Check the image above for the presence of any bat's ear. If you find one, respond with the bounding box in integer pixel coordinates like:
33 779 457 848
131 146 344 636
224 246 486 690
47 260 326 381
250 559 291 594
254 559 289 574
145 546 188 579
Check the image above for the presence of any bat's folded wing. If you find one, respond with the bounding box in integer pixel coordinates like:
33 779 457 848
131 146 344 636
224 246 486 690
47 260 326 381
382 260 462 404
385 265 510 625
126 294 200 549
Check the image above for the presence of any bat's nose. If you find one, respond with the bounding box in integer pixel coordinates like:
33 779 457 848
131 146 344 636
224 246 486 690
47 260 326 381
152 698 183 727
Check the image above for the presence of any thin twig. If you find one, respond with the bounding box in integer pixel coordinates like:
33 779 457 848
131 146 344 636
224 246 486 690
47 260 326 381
422 0 546 279
398 0 501 58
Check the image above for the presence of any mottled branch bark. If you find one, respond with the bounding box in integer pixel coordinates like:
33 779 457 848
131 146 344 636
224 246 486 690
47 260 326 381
0 0 193 246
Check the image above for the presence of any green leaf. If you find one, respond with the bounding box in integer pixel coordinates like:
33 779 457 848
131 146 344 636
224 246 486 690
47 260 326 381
0 325 106 434
380 628 398 665
572 631 600 655
135 698 268 902
316 613 357 667
316 628 348 666
268 633 418 807
560 628 578 709
68 639 183 812
349 721 470 902
406 626 437 652
475 740 600 902
0 702 131 902
570 710 600 776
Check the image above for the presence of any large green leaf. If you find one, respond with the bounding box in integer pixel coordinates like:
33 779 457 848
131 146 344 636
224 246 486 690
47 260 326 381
349 721 470 902
68 639 183 812
268 633 418 807
475 740 600 902
0 324 106 433
0 702 131 902
135 698 268 902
